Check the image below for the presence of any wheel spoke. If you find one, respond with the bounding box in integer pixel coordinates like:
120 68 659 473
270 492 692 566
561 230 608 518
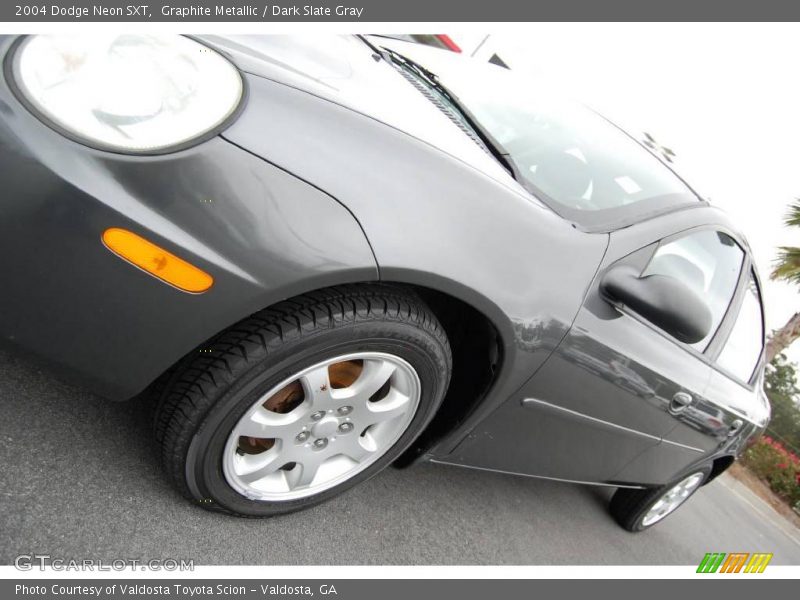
289 457 323 489
237 407 304 440
338 436 375 462
335 359 396 402
236 451 283 484
362 389 414 425
300 365 333 406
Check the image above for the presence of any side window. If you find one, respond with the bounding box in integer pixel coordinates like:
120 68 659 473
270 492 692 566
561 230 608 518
642 230 744 349
717 272 764 383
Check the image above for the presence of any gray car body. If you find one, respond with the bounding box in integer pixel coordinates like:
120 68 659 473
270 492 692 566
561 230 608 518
0 34 770 489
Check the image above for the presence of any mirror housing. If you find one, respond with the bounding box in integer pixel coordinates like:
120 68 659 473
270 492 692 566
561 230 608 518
600 265 713 345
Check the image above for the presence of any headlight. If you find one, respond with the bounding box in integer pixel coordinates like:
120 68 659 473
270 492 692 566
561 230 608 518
10 34 243 153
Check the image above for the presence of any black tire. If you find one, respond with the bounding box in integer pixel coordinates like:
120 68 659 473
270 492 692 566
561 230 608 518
152 283 452 517
609 464 712 532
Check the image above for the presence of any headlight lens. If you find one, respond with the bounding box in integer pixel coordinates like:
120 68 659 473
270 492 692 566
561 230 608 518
12 34 243 153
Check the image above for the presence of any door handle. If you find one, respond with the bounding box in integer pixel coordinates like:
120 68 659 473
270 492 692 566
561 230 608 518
669 391 693 414
728 419 744 437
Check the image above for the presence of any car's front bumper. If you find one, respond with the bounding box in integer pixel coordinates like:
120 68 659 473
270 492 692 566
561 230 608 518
0 36 377 399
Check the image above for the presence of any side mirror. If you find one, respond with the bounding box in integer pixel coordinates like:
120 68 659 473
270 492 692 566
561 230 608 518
600 265 713 344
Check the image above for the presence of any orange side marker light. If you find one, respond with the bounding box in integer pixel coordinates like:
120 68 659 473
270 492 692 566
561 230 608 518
102 228 213 293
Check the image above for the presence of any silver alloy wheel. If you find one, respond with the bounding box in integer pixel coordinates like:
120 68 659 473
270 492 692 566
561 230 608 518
641 472 705 526
222 352 421 501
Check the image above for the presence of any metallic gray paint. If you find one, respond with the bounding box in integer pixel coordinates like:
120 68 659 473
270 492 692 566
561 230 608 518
0 36 377 399
0 34 769 490
220 73 610 455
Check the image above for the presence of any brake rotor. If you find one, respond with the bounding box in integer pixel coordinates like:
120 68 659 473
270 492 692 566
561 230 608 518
237 381 305 455
328 359 363 389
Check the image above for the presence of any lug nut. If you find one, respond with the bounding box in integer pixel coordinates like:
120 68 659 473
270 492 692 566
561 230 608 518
311 411 325 421
313 438 328 449
338 422 354 433
337 406 353 416
295 431 310 443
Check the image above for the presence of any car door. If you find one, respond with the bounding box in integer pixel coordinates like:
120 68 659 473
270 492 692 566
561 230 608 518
611 230 761 484
645 267 768 468
447 218 745 485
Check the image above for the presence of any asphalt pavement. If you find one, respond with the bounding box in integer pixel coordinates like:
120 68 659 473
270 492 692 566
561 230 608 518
1 348 799 565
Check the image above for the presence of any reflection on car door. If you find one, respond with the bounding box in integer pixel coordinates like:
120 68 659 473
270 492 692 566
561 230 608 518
641 270 767 474
612 230 753 484
447 225 746 486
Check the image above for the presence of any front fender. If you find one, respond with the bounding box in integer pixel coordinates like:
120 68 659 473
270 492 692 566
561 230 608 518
223 73 610 454
0 37 377 399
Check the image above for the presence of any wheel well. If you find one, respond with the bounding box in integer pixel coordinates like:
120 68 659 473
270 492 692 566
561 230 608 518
706 455 735 484
142 280 503 463
394 284 502 466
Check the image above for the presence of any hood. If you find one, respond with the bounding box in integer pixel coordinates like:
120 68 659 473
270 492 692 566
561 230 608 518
199 34 517 186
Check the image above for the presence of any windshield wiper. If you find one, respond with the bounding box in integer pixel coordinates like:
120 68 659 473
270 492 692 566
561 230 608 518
375 45 520 181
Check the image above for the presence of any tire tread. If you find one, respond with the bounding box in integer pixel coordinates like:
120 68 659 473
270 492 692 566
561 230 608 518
151 284 451 515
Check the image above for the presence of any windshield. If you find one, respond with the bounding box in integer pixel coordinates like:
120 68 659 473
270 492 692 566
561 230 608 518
396 51 701 228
